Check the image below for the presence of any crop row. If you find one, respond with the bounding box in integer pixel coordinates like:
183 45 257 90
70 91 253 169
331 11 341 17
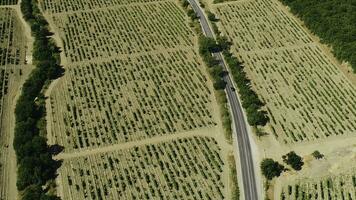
46 1 193 63
41 0 165 14
214 0 356 143
0 8 26 66
281 174 356 200
60 136 226 200
49 49 216 152
0 0 17 5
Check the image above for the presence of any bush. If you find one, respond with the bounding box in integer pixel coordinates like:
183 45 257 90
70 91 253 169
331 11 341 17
261 158 285 180
312 150 324 160
282 151 304 171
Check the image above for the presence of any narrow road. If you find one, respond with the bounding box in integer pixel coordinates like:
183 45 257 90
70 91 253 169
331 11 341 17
187 0 259 199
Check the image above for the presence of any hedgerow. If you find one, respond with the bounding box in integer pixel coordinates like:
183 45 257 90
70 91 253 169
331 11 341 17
15 0 63 198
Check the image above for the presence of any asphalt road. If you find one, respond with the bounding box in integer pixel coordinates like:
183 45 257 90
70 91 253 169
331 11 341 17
187 0 259 199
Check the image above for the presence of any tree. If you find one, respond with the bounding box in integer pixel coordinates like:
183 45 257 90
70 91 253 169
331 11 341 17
198 36 219 54
282 151 304 171
261 158 285 180
207 11 217 22
312 150 324 159
216 36 231 51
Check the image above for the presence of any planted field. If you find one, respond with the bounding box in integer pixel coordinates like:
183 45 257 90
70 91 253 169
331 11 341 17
281 174 356 200
0 0 17 5
215 0 356 143
215 0 313 53
42 0 234 198
41 0 163 13
59 137 226 200
50 49 216 151
0 8 26 66
0 8 27 117
44 1 194 63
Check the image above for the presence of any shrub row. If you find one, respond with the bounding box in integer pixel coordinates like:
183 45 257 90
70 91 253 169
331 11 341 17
15 0 63 199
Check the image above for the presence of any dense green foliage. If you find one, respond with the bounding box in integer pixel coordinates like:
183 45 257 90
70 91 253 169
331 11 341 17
282 151 304 171
280 0 356 71
198 36 227 90
15 0 63 198
22 185 60 200
261 158 285 180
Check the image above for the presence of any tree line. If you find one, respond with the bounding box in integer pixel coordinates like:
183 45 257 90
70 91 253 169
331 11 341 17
15 0 63 199
202 11 269 127
280 0 356 72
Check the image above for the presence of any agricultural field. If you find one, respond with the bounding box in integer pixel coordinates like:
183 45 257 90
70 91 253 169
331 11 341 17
0 7 28 131
40 0 165 13
214 0 356 144
59 137 226 200
281 173 356 200
0 7 27 66
44 1 194 63
50 49 216 151
0 6 28 140
0 0 17 5
0 7 32 200
41 0 235 199
45 0 217 152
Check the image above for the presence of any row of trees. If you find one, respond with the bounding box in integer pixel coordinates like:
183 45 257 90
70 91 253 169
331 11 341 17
203 11 269 127
15 0 64 199
280 0 356 72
